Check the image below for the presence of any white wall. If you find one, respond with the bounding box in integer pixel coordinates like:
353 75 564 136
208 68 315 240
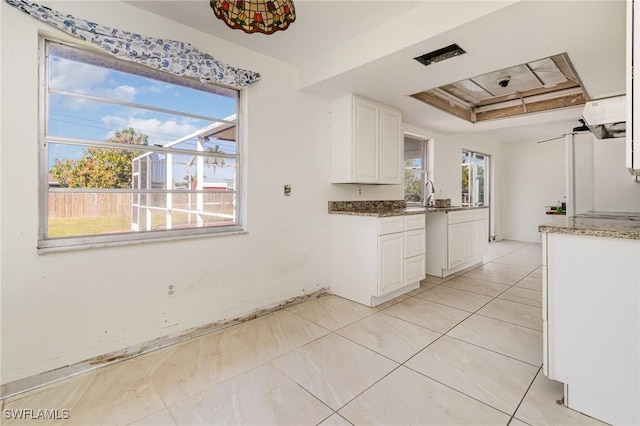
502 139 566 242
501 132 639 242
594 138 640 212
428 132 504 240
572 133 596 215
0 1 335 384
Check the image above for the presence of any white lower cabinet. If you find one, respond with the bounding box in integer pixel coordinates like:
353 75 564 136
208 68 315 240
447 222 473 268
331 214 426 307
377 232 404 295
404 254 426 286
541 231 640 425
426 208 488 277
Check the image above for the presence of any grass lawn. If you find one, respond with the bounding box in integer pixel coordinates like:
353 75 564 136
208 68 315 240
48 210 233 238
48 216 131 237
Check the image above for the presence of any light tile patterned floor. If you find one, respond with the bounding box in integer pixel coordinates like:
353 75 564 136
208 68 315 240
1 241 608 425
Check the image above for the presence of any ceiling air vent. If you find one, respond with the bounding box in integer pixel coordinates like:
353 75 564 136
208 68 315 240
414 44 466 67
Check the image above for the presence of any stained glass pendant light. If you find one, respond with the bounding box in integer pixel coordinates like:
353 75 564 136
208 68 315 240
210 0 296 35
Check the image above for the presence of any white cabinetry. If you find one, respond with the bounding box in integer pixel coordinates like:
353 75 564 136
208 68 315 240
426 208 488 277
378 232 404 295
331 214 425 306
627 1 640 176
331 94 402 184
541 231 640 425
447 222 473 268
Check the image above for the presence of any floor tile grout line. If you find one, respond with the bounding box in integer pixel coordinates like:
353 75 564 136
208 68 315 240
473 312 543 333
137 361 176 417
376 305 469 336
329 329 406 365
5 242 545 424
443 334 543 368
152 351 274 413
400 362 520 419
267 328 406 416
507 365 544 425
264 358 338 416
331 362 405 414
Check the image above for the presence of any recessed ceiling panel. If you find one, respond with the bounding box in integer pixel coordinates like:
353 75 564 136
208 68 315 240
449 80 493 102
410 53 586 123
528 58 568 86
472 64 541 96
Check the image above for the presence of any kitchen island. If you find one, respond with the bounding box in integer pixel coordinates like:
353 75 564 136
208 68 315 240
538 212 640 425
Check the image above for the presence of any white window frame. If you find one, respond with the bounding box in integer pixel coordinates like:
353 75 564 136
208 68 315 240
404 135 429 205
462 148 490 207
38 38 245 252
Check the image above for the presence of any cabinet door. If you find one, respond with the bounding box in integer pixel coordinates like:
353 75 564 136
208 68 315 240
471 219 488 258
404 255 426 285
378 233 404 296
379 106 402 184
404 228 426 258
352 97 379 183
447 222 473 268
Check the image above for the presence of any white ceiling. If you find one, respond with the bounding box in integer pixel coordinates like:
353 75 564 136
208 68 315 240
126 0 627 144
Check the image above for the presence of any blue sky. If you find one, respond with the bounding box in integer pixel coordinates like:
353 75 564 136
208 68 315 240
47 52 238 179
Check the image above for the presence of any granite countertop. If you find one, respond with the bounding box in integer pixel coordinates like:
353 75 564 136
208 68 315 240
328 200 488 217
424 205 490 213
328 200 420 217
539 211 640 240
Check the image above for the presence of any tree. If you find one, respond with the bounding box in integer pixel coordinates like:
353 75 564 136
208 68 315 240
404 159 422 202
205 144 226 175
52 128 148 188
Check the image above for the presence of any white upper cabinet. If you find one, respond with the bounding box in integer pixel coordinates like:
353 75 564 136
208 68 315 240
352 97 379 183
378 106 403 184
331 95 402 184
627 1 640 176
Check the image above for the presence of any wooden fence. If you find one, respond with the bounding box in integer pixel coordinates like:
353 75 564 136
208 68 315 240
48 193 132 219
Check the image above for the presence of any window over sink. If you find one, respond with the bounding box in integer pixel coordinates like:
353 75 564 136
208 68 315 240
404 136 429 205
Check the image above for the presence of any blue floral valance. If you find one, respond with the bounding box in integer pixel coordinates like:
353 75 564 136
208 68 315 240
4 0 260 88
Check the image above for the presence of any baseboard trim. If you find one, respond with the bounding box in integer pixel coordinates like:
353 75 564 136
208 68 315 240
1 287 329 400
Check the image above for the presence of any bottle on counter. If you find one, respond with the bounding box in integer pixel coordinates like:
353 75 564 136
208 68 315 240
556 201 562 213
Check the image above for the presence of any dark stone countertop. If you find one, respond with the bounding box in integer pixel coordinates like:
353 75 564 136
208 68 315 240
328 201 488 217
539 211 640 240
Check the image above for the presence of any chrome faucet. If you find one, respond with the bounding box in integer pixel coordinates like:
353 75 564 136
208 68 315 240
424 180 435 207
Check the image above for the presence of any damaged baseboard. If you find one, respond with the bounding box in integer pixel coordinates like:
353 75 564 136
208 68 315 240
1 286 330 400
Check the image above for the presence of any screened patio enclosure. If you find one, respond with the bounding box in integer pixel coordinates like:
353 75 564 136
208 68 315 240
131 118 238 232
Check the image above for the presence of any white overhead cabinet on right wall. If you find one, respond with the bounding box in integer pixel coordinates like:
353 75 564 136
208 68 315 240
330 94 402 184
628 0 640 177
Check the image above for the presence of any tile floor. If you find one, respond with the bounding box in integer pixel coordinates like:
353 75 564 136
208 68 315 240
1 241 608 425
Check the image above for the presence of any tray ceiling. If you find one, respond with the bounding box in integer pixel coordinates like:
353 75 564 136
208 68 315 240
411 53 586 123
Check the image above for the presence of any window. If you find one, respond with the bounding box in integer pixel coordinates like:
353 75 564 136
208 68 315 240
404 136 428 204
40 40 242 250
462 150 489 207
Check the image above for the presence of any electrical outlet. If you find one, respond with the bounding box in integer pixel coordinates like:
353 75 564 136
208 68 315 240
167 284 175 297
356 186 363 197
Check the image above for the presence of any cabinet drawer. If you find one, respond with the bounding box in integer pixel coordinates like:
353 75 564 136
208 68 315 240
404 214 425 231
404 229 426 258
378 216 404 235
448 208 488 224
473 208 488 221
404 255 425 285
448 210 477 224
